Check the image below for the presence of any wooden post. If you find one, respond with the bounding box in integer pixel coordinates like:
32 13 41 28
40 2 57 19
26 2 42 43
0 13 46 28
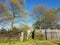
20 32 24 42
45 29 47 40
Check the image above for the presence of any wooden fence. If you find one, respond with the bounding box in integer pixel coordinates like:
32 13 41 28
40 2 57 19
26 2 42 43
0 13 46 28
35 29 60 40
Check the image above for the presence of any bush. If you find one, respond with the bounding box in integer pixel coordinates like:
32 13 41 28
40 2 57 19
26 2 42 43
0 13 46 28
0 29 21 40
0 29 7 34
35 30 44 40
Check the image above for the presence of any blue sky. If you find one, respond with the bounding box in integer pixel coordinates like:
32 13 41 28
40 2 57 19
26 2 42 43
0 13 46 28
25 0 60 11
0 0 60 13
25 0 60 26
0 0 60 27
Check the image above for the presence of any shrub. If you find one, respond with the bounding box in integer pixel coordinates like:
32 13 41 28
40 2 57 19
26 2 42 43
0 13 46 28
35 30 44 40
0 29 21 40
0 29 7 34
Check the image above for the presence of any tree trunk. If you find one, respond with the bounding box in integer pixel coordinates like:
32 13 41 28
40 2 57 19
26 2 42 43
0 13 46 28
32 30 35 39
11 4 15 30
45 28 47 40
11 20 14 30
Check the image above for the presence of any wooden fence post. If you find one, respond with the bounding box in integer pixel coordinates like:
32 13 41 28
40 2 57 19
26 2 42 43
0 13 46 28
20 32 24 42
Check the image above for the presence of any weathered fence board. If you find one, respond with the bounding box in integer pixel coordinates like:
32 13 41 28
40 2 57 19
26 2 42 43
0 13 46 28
35 29 60 40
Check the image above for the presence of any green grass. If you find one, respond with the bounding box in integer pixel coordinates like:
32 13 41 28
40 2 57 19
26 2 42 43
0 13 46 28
0 39 58 45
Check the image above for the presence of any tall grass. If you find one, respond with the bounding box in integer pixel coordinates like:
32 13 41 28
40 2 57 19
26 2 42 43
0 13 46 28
0 39 58 45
